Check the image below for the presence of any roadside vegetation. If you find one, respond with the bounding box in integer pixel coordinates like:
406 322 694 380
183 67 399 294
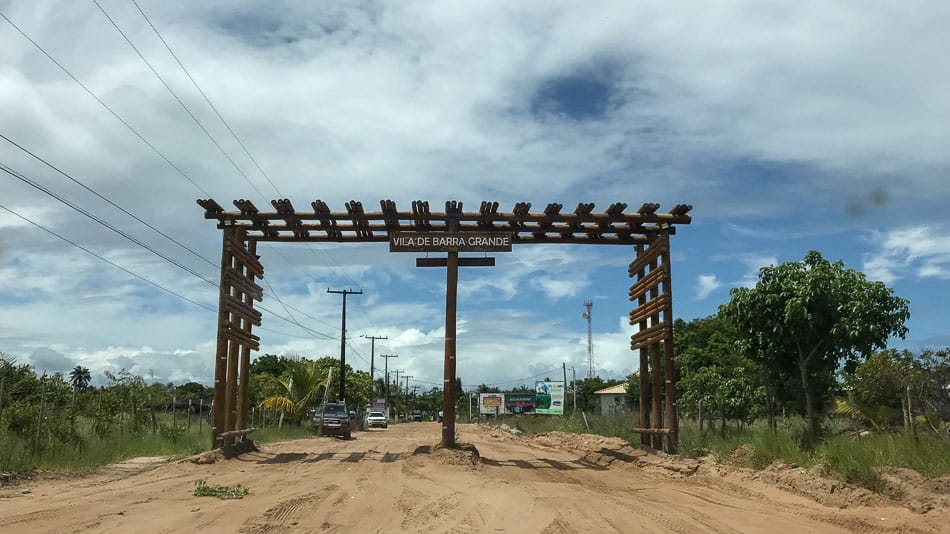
0 354 359 476
3 250 948 495
486 251 949 494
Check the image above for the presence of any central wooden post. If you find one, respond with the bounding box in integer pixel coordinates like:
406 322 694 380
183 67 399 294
441 204 460 448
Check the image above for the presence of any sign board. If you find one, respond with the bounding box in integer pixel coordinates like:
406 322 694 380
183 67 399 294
371 398 386 413
535 381 565 415
390 232 512 253
479 393 505 416
505 393 537 414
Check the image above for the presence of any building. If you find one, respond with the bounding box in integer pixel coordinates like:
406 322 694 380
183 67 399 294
593 383 628 416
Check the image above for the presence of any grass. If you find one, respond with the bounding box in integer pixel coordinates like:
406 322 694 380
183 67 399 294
478 413 950 493
0 415 314 476
193 479 250 499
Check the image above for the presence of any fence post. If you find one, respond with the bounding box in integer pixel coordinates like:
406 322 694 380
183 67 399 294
187 398 192 430
34 376 47 454
199 399 203 432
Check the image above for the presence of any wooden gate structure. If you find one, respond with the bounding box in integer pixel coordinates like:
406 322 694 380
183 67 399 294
198 198 691 452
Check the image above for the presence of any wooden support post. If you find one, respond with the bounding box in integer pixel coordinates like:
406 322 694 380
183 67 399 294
660 231 678 453
441 211 459 449
237 241 256 436
223 329 240 446
634 244 650 446
212 226 236 448
649 253 662 450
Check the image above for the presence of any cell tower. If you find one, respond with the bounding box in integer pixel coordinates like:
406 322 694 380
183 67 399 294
583 299 594 378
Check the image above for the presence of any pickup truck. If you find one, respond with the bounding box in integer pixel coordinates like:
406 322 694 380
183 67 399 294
312 403 355 439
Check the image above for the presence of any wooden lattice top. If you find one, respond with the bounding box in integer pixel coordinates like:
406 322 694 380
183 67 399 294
197 199 692 245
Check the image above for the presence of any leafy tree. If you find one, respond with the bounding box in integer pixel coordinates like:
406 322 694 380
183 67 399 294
845 349 912 427
261 359 329 427
623 372 640 410
475 384 501 393
250 353 289 377
913 348 950 423
722 250 909 443
68 366 92 392
574 377 617 412
176 381 213 400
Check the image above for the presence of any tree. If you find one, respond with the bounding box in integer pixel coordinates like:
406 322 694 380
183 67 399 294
722 250 909 443
68 366 91 393
846 349 913 428
261 359 329 427
624 372 640 410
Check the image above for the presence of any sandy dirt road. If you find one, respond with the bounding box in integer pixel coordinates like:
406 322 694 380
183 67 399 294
0 422 945 533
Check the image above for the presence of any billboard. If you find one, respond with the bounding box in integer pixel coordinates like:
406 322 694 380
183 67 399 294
371 398 386 413
535 381 565 415
479 393 505 416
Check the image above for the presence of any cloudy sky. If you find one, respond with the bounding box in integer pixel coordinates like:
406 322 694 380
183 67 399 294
1 1 948 391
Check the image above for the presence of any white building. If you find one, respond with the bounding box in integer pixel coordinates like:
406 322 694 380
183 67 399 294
593 383 627 416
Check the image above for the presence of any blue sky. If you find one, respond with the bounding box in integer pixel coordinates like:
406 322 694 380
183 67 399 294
1 1 948 390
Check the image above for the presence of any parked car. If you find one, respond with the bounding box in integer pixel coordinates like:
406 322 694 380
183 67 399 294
366 411 388 429
312 403 355 439
410 411 424 422
437 410 444 423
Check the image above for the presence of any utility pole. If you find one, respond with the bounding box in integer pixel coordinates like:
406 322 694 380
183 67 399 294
327 288 362 402
362 334 388 394
394 369 403 419
380 354 397 416
562 362 568 394
583 299 594 379
404 376 413 417
572 367 577 412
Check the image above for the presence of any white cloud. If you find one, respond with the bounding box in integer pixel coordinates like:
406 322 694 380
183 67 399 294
738 254 778 288
695 274 721 300
864 225 950 284
1 1 949 387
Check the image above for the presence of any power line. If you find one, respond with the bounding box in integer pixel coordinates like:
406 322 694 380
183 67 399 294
111 1 360 289
127 0 283 198
91 0 272 202
0 9 209 197
0 202 214 312
0 132 217 269
1 200 335 344
1 135 335 343
2 7 356 343
0 161 217 286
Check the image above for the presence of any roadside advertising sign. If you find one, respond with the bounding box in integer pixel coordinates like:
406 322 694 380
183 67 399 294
535 381 565 415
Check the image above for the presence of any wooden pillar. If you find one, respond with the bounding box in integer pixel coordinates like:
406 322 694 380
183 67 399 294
660 231 678 453
649 254 663 450
223 321 240 446
211 225 236 448
236 239 256 436
441 205 460 449
635 244 650 447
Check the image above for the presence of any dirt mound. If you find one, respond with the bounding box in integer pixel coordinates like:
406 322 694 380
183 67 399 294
408 442 480 469
492 426 949 514
881 468 950 513
186 439 259 465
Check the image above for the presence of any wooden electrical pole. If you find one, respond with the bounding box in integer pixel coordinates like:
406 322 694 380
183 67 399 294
380 354 398 415
362 334 388 394
328 288 362 402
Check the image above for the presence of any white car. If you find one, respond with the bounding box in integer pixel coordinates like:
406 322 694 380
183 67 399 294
366 411 388 429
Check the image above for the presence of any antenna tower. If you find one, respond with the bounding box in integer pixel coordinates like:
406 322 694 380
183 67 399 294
583 299 594 378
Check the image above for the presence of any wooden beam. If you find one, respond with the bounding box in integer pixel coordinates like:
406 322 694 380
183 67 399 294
628 266 666 300
416 257 495 267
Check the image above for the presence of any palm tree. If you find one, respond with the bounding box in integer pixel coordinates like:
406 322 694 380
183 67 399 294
261 359 329 428
69 365 92 392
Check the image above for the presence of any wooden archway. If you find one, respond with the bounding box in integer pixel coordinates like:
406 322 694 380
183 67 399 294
198 199 691 452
